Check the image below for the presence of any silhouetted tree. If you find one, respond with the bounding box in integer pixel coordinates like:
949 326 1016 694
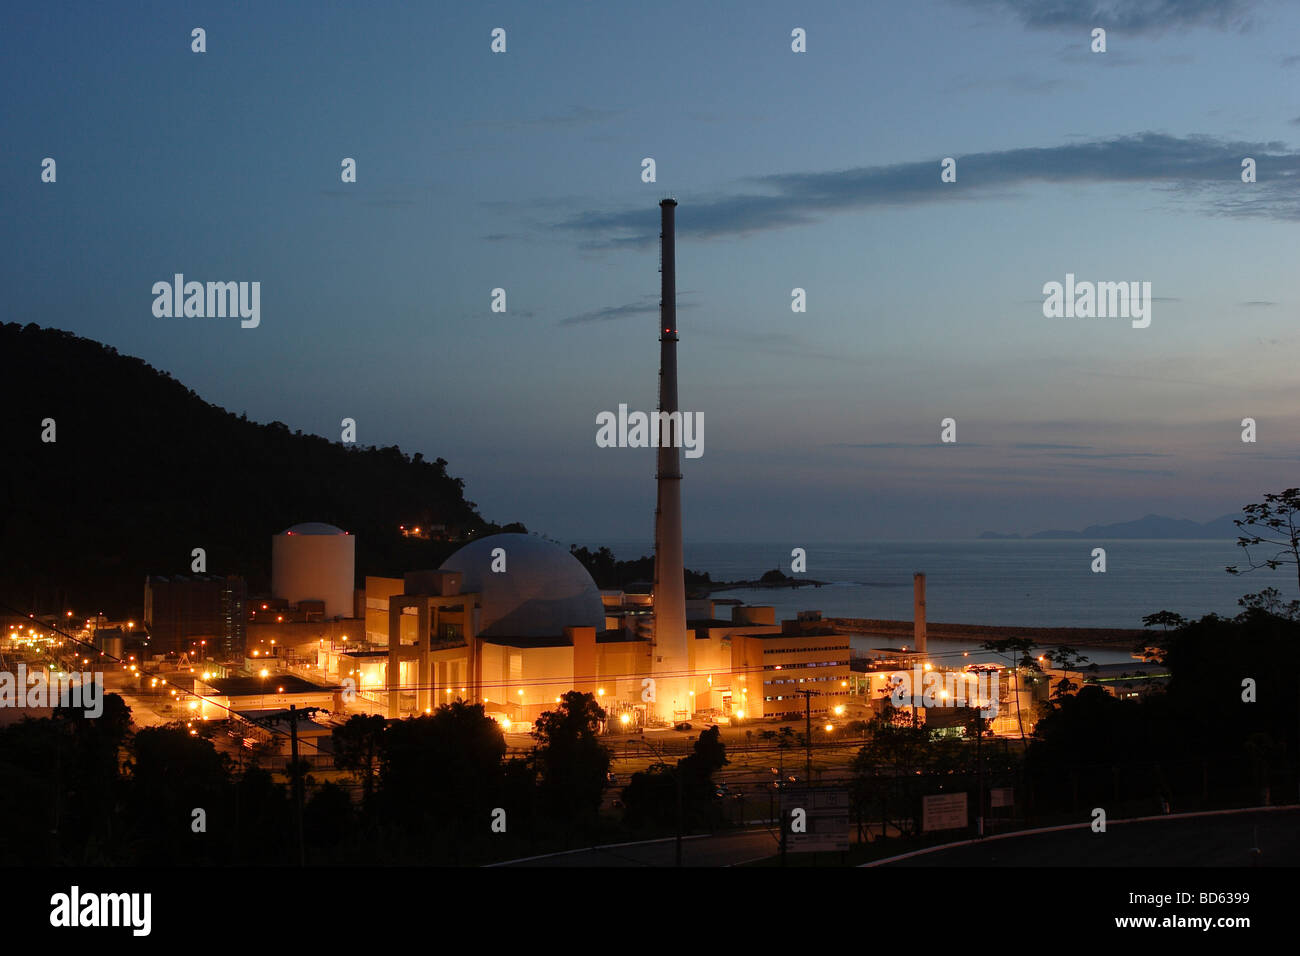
377 702 506 844
332 713 386 805
1227 487 1300 596
531 691 610 824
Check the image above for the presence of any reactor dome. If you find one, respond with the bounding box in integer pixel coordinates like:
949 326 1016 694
440 533 605 638
272 522 355 619
282 522 348 536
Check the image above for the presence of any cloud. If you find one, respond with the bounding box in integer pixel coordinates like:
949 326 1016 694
561 292 697 326
1011 442 1093 450
834 442 990 449
559 132 1300 247
1049 451 1171 460
951 0 1256 34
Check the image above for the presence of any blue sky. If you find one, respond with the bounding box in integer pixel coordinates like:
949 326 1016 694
4 0 1298 543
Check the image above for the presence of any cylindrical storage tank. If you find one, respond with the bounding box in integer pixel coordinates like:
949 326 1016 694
271 522 355 619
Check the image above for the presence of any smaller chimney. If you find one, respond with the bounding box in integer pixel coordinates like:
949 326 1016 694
913 572 927 655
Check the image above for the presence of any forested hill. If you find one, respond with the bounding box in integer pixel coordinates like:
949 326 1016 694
0 323 522 618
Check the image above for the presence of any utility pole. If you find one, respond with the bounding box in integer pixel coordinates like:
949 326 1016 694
800 689 814 782
289 704 305 866
975 715 984 838
674 765 683 868
261 703 322 866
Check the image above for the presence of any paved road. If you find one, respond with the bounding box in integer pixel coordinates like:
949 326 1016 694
875 808 1300 867
499 828 784 867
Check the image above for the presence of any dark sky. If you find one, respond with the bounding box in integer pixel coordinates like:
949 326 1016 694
4 0 1298 543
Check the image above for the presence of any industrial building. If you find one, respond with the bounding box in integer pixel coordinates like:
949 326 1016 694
206 202 855 728
142 573 247 657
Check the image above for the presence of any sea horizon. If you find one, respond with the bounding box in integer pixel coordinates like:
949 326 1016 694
582 538 1262 632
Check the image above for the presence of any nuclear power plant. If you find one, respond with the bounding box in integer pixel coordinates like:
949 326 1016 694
214 201 856 728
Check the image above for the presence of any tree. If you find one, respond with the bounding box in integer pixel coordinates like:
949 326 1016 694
124 724 231 864
680 725 729 780
620 763 677 829
531 691 611 824
1139 611 1188 664
1236 587 1300 622
377 701 506 840
332 713 386 805
1227 487 1300 596
1046 646 1097 699
1141 610 1188 632
982 637 1041 740
851 716 939 839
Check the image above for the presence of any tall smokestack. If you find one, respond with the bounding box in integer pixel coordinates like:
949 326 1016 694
653 199 690 720
913 572 927 655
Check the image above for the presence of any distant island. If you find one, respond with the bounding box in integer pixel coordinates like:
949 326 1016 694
705 568 830 593
979 513 1241 540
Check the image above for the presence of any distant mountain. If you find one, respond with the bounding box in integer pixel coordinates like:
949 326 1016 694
0 323 524 618
980 513 1241 541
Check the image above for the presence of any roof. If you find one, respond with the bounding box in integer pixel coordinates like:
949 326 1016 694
207 674 336 696
281 522 349 535
482 635 574 649
440 533 604 638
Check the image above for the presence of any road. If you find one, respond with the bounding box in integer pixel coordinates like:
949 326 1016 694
873 808 1300 867
498 827 785 867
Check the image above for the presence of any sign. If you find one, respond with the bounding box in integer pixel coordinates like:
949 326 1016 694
781 788 850 853
990 787 1014 808
922 792 967 832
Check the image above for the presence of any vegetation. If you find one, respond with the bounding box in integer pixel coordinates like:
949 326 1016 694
568 544 713 592
1227 486 1300 595
0 322 522 617
621 725 730 831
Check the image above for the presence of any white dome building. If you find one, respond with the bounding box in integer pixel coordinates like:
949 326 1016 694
271 522 355 619
439 533 604 638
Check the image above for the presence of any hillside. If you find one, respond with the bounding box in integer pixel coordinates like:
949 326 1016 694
0 323 522 618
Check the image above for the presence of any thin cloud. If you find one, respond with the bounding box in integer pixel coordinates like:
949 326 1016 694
834 442 990 449
1011 442 1093 450
561 292 697 326
560 132 1300 247
951 0 1257 34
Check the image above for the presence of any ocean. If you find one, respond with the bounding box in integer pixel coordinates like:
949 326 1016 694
596 538 1265 631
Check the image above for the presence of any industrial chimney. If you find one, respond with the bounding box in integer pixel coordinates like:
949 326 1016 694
913 572 927 655
652 199 690 720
